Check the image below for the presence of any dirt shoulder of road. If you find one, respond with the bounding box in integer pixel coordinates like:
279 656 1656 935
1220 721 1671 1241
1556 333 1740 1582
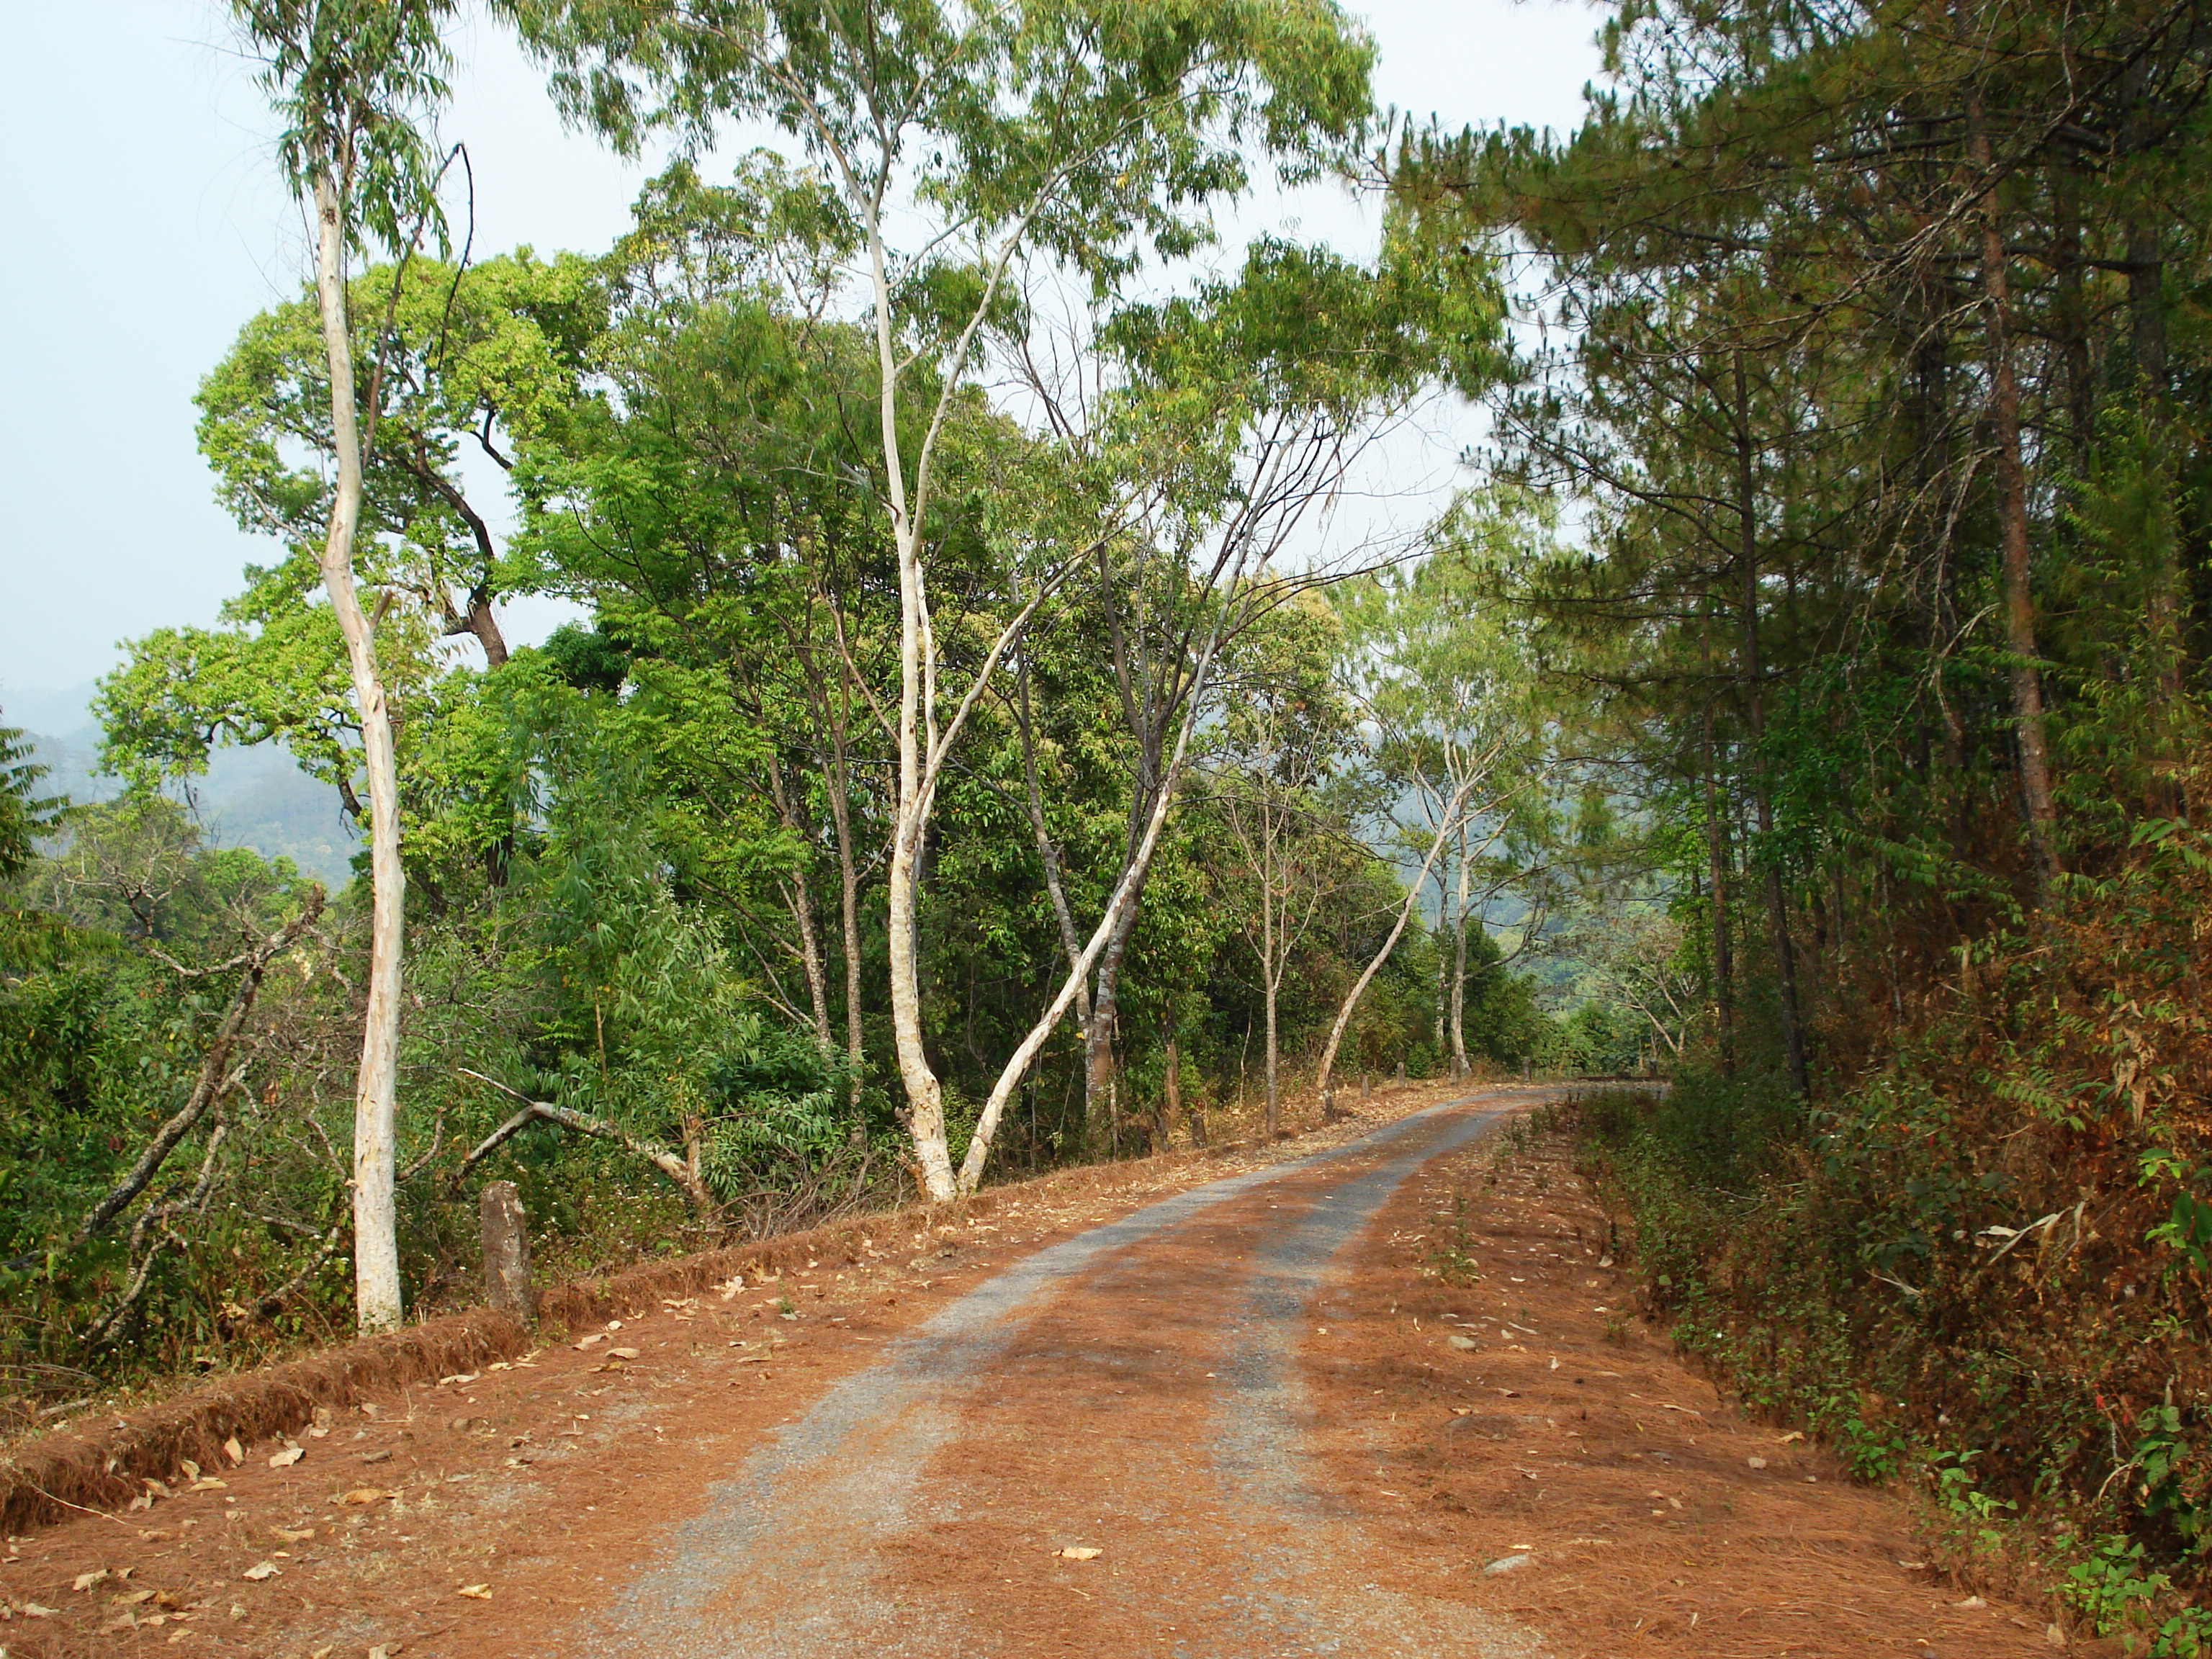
1293 1115 2116 1658
0 1079 1469 1658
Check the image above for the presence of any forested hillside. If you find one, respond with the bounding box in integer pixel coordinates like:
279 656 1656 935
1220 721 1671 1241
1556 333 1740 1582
5 0 2211 1643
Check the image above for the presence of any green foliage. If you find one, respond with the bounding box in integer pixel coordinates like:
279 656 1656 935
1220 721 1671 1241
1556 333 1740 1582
0 716 65 881
235 0 459 251
20 1 1588 1396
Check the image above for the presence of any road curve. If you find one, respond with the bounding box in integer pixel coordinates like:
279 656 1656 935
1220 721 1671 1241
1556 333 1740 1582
592 1088 1557 1659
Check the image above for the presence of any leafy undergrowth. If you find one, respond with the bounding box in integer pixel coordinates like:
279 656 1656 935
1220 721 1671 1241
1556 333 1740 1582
1575 892 2212 1658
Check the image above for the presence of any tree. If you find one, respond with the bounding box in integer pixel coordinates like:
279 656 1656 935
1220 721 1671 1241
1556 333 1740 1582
1316 492 1560 1105
0 716 64 881
1017 228 1503 1143
1204 587 1354 1136
505 0 1377 1197
197 251 605 672
230 0 460 1331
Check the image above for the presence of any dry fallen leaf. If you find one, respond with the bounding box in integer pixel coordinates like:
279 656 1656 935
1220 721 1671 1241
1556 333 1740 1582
241 1562 280 1582
273 1527 315 1543
608 1346 642 1361
187 1478 228 1492
1057 1546 1102 1561
574 1334 606 1349
1776 1430 1805 1444
457 1583 493 1600
72 1569 109 1592
23 1601 59 1617
269 1445 305 1468
179 1459 201 1480
223 1437 244 1465
1745 1456 1768 1470
341 1488 389 1506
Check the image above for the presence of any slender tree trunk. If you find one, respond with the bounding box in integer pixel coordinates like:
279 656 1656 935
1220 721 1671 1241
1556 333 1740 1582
1262 805 1281 1138
1732 350 1809 1096
65 892 324 1254
766 752 837 1065
825 717 867 1107
1431 872 1449 1062
1699 706 1735 1075
2130 212 2183 714
1448 831 1471 1077
2052 165 2092 462
1263 961 1281 1139
1314 774 1476 1107
870 183 956 1201
1084 864 1151 1143
458 1073 716 1216
1015 663 1092 1030
952 683 1210 1191
1913 264 1971 854
1164 1033 1182 1144
312 167 405 1334
886 549 952 1195
1965 89 2062 896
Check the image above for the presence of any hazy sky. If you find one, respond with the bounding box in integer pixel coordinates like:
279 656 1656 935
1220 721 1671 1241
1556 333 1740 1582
0 0 1606 710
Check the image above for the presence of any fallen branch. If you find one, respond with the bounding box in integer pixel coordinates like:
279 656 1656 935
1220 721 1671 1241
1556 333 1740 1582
455 1070 718 1216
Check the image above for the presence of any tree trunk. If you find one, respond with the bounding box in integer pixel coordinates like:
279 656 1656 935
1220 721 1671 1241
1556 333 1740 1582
1084 866 1149 1144
767 752 837 1065
824 709 867 1107
2052 165 2092 462
1263 963 1280 1139
953 693 1205 1191
1965 88 2062 896
313 167 406 1334
1164 1033 1182 1144
1313 774 1476 1107
886 778 952 1197
1431 875 1449 1063
63 891 324 1256
1732 350 1809 1097
1016 661 1093 1040
882 513 953 1191
1699 706 1735 1075
1448 831 1471 1078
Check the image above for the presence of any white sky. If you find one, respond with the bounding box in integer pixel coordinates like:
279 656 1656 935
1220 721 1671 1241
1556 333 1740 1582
0 0 1606 710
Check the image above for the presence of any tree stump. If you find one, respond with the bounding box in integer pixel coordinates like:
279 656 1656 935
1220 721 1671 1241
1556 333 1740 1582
480 1180 533 1324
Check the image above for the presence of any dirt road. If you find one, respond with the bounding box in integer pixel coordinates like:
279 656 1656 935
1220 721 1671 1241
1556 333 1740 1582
1 1087 2098 1658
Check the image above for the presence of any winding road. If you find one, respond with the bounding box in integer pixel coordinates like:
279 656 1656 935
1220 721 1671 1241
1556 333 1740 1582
594 1091 1546 1658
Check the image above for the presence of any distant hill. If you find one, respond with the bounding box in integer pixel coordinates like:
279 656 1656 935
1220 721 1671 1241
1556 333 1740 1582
4 683 356 886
